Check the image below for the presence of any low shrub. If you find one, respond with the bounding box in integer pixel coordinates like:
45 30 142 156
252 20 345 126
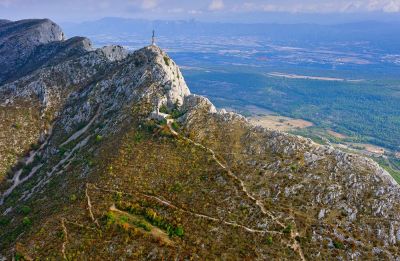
169 182 183 193
69 194 77 202
117 201 184 237
95 135 103 142
163 56 170 66
30 143 40 150
13 123 22 130
290 164 299 172
22 217 32 226
135 220 151 232
105 211 116 227
265 236 273 245
171 110 184 119
144 120 158 133
22 164 33 174
20 205 31 215
283 224 292 234
171 121 180 131
134 132 143 143
173 226 184 237
0 217 10 226
333 240 344 249
59 147 67 156
159 105 168 114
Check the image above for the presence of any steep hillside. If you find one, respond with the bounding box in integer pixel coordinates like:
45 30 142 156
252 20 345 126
0 20 10 26
1 19 400 260
0 19 67 84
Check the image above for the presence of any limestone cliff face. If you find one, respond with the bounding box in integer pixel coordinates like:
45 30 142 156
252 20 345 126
0 20 11 25
0 19 399 260
0 19 66 84
0 29 189 186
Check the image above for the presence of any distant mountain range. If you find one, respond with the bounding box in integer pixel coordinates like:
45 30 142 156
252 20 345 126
62 18 400 51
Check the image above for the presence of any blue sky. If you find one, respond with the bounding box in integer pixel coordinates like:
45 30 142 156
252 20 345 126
1 0 400 23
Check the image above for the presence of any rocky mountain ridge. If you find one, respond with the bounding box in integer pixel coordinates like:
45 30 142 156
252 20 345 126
0 19 400 260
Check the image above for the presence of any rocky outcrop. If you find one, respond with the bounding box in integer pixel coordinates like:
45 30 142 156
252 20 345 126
0 20 10 25
182 94 217 114
99 45 128 61
51 45 190 138
0 19 65 84
132 45 191 108
0 35 191 184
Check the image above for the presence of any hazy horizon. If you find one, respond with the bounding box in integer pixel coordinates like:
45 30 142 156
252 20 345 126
1 0 400 24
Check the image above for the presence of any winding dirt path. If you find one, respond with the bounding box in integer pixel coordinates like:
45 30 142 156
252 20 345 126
167 121 306 260
89 183 281 235
20 136 91 202
0 164 43 205
60 109 99 147
85 183 100 227
1 109 98 205
0 129 53 205
61 218 68 260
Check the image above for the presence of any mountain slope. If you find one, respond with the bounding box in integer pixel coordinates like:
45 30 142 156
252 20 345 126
0 19 67 84
0 20 10 25
1 19 400 260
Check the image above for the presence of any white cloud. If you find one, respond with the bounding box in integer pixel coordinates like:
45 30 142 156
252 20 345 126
209 0 224 11
234 0 400 13
383 0 400 12
141 0 157 9
0 0 15 7
128 0 158 10
337 0 400 13
1 0 400 22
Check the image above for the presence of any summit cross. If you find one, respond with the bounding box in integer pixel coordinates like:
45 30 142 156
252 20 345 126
152 30 156 46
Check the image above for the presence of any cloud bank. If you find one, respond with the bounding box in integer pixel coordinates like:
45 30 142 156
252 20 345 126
209 0 224 11
1 0 400 22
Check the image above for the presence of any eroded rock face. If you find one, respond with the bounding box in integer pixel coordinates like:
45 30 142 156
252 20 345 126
134 45 191 108
0 19 399 260
182 94 217 114
0 20 10 26
0 28 190 186
99 45 128 61
0 19 65 83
